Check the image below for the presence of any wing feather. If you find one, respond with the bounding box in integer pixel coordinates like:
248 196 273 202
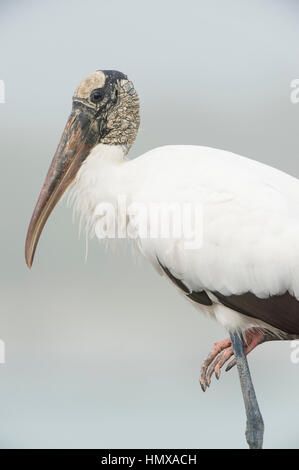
214 291 299 335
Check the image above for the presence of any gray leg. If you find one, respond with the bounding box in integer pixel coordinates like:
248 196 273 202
229 330 264 449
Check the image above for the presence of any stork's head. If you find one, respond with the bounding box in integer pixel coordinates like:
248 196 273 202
25 70 139 268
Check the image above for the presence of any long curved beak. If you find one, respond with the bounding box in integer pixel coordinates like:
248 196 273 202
25 110 93 268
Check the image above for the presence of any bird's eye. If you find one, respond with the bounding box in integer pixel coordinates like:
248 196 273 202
90 89 104 104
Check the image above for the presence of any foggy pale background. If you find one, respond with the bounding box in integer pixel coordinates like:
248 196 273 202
1 0 299 449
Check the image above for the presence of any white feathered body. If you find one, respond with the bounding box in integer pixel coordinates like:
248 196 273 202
71 143 299 334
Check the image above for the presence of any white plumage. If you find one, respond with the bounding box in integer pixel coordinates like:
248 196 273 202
72 142 299 334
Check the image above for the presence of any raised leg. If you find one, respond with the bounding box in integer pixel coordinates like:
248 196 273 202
229 330 264 449
200 328 276 389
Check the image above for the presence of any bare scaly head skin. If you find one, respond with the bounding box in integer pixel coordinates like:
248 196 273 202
100 78 140 153
74 71 106 99
73 70 140 153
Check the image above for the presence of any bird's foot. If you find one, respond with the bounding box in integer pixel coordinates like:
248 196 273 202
199 338 232 391
199 328 266 391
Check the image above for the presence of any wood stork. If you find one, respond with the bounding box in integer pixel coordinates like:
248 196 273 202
25 70 299 449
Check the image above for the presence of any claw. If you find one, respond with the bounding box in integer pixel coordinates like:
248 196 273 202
225 359 236 372
199 378 207 392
